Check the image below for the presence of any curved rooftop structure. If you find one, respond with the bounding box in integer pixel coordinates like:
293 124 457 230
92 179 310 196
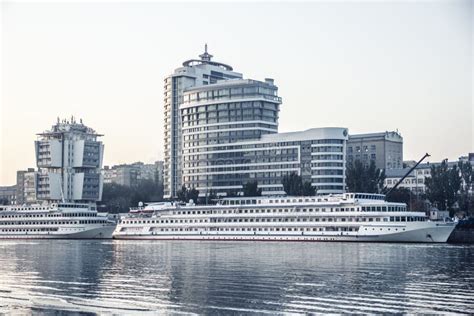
182 44 233 71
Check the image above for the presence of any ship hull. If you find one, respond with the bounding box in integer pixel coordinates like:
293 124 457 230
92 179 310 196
0 225 116 240
113 223 455 243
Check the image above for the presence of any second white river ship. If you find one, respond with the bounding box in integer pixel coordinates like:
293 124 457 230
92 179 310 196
0 203 116 239
113 193 455 242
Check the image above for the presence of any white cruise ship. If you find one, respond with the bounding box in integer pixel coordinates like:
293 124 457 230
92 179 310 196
0 203 116 239
113 193 455 243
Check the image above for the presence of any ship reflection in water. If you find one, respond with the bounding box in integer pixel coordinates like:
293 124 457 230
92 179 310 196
0 241 473 314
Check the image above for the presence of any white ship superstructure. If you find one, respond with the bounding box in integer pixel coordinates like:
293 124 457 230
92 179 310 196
113 193 455 243
0 203 116 239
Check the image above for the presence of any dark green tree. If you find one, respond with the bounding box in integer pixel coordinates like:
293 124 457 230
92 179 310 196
346 160 385 193
100 183 133 213
282 172 315 196
100 179 164 213
187 187 199 203
282 172 304 196
131 179 163 206
458 160 473 214
177 185 188 203
386 187 427 212
425 160 461 214
386 187 411 204
302 181 316 196
176 185 199 203
243 180 262 197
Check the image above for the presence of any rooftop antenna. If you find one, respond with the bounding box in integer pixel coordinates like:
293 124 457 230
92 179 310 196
199 43 213 62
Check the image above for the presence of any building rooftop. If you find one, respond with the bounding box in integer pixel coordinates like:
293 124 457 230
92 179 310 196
37 117 103 137
349 131 403 142
182 44 234 71
261 127 348 143
385 161 461 178
385 168 413 178
184 78 276 92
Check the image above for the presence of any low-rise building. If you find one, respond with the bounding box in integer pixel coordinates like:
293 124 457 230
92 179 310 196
0 185 17 205
16 168 37 205
103 161 164 187
347 131 403 170
429 209 450 221
384 156 472 194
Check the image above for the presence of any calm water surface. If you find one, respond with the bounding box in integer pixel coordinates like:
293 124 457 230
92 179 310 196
0 240 473 314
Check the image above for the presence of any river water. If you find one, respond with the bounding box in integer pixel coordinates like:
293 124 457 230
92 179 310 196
0 240 472 314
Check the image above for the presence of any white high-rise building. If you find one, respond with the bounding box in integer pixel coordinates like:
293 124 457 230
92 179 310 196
164 45 243 198
35 117 104 203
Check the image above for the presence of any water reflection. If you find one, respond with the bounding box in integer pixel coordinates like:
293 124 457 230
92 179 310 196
0 241 473 314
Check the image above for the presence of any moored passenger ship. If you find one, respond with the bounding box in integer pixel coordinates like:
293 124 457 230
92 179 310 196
0 203 116 239
113 193 455 243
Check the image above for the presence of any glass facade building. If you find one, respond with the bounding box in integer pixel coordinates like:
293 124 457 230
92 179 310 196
182 127 347 196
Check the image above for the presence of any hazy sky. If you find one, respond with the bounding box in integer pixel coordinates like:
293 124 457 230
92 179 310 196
1 0 473 185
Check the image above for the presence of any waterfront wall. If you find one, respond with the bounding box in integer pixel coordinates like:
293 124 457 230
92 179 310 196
448 227 474 244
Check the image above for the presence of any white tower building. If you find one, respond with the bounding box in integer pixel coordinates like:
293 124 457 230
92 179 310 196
164 45 242 198
35 117 104 203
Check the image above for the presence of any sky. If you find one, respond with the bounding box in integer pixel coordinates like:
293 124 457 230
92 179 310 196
1 0 473 185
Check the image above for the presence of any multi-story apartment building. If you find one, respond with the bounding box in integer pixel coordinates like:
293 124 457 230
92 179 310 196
16 168 37 205
347 131 403 170
103 161 164 187
35 117 104 203
103 164 139 187
164 47 348 197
